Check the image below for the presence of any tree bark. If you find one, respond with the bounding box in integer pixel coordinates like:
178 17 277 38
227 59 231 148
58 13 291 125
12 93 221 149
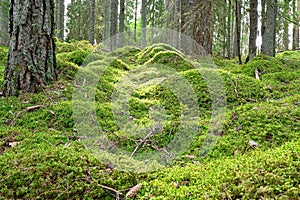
192 0 213 55
172 0 180 48
227 0 232 58
89 0 95 44
293 0 300 50
118 0 125 47
141 0 147 48
235 0 242 63
248 0 258 61
0 0 9 46
103 0 110 42
110 0 118 49
283 0 290 50
56 0 64 41
4 0 56 97
261 0 277 57
134 0 138 43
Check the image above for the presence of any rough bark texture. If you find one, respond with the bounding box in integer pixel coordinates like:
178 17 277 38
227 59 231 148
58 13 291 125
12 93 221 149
227 0 232 58
109 0 118 49
192 0 213 55
134 0 138 43
293 0 300 50
118 0 125 47
56 0 64 41
141 0 147 48
283 0 290 50
248 0 258 61
172 0 180 48
3 0 56 96
89 0 95 44
261 0 277 57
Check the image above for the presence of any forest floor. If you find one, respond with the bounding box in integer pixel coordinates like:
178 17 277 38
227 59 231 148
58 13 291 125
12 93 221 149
0 42 299 199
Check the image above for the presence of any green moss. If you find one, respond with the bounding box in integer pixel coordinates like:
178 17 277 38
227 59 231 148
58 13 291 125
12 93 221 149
0 45 8 65
144 51 193 72
56 59 79 80
57 50 90 66
139 139 300 199
109 46 141 65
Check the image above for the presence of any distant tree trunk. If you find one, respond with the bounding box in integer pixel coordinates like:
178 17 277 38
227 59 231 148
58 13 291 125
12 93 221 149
110 0 118 49
227 0 232 58
235 0 242 63
261 0 277 56
89 0 95 44
141 0 147 48
56 0 64 41
247 0 258 61
4 0 56 97
283 0 290 50
261 0 266 38
134 0 138 43
0 0 9 46
119 0 125 47
103 0 110 42
172 0 180 48
293 0 300 50
192 0 213 55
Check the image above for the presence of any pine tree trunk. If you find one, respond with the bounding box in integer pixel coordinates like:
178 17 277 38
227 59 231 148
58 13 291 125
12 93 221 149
4 0 56 97
56 0 64 41
227 0 232 58
261 0 277 56
134 0 138 43
119 0 125 47
235 0 242 63
89 0 95 44
248 0 258 61
172 0 180 48
0 0 9 46
103 0 110 42
293 0 300 50
283 0 290 50
141 0 147 48
192 0 213 55
110 0 118 49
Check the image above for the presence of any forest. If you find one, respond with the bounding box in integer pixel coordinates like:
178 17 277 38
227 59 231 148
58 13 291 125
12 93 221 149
0 0 299 199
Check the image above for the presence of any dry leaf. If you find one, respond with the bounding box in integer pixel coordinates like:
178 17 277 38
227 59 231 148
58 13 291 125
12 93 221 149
63 142 71 148
233 149 239 156
26 105 44 112
249 140 258 148
9 142 20 147
181 180 190 186
125 184 142 198
174 182 180 188
186 155 196 159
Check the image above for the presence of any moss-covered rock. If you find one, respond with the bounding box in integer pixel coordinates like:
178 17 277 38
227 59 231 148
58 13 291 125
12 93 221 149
57 50 90 66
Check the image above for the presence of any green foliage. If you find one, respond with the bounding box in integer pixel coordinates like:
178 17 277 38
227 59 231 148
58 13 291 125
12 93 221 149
57 50 90 66
0 45 8 65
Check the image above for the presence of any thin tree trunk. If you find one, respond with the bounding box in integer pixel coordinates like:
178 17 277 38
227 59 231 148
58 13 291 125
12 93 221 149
235 0 242 63
227 0 232 58
103 0 110 42
4 0 56 96
141 0 147 48
89 0 95 44
173 0 180 48
57 0 64 41
247 0 258 61
293 0 300 49
119 0 125 47
0 0 9 46
261 0 277 56
134 0 138 43
110 0 118 50
283 0 290 50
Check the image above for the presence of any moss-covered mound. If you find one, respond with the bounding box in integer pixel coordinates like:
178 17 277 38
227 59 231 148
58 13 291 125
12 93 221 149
139 139 300 199
56 40 94 54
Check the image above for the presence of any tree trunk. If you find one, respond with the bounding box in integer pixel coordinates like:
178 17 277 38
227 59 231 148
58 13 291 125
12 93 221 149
89 0 95 44
261 0 277 57
235 0 242 63
0 0 9 46
141 0 147 48
227 0 232 58
261 0 266 38
103 0 110 42
119 0 125 47
293 0 300 50
110 0 118 49
192 0 213 55
134 0 138 43
4 0 56 97
283 0 290 50
248 0 258 61
56 0 64 41
172 0 180 48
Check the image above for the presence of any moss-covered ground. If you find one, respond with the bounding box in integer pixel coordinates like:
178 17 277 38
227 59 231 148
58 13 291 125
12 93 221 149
0 43 299 199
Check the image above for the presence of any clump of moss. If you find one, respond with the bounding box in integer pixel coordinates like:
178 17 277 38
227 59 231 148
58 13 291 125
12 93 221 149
144 51 193 72
57 50 90 66
56 59 79 80
136 43 184 64
56 40 93 54
0 45 8 65
139 139 300 199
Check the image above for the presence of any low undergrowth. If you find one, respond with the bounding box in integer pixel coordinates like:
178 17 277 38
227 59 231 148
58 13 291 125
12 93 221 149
0 43 299 199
